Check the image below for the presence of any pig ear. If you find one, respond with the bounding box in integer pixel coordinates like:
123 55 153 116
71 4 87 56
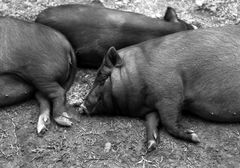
91 0 104 7
104 47 123 68
163 7 179 23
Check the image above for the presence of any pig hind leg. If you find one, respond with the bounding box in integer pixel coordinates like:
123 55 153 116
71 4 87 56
156 99 200 143
36 92 51 135
33 81 72 127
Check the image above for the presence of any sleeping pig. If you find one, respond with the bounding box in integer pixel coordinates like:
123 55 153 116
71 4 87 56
36 4 196 68
81 24 240 151
0 17 77 134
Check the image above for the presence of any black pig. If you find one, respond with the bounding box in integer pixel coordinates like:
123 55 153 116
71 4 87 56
0 17 77 134
82 25 240 151
36 4 196 68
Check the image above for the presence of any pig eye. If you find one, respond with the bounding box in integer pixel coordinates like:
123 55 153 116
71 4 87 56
98 78 108 86
96 71 110 86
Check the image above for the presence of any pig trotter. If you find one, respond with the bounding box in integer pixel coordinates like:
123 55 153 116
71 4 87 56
36 82 73 127
37 112 50 135
36 92 51 135
186 129 200 142
147 140 157 152
147 129 158 152
164 124 200 143
145 112 159 152
157 101 200 143
54 113 72 126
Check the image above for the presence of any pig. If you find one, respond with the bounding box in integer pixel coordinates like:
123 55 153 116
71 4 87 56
35 4 196 68
81 24 240 151
0 17 77 134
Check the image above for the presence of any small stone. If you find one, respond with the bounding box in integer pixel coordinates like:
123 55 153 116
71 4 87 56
104 142 111 152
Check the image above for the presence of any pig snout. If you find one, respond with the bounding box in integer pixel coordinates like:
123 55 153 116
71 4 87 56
191 24 198 30
79 103 89 115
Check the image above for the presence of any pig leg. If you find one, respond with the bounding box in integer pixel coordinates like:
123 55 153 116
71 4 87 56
34 81 72 126
156 99 200 143
35 92 51 135
145 112 159 152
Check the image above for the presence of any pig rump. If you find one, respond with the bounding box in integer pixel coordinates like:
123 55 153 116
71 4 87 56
0 17 77 134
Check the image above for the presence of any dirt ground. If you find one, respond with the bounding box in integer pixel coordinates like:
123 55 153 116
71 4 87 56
0 0 240 168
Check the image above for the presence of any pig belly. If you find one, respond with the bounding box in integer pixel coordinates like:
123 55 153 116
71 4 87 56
186 99 240 122
0 75 34 106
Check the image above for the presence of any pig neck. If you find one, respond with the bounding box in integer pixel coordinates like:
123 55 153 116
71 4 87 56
120 17 187 37
145 19 188 36
109 56 145 117
108 68 128 115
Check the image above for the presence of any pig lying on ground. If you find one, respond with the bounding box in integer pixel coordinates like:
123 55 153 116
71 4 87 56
82 24 240 151
36 4 196 68
0 5 196 118
0 17 77 134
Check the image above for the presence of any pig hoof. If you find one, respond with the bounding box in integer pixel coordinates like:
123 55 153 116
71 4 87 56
185 129 200 143
191 133 200 143
37 114 50 135
54 116 72 126
62 112 72 119
147 140 157 152
37 126 48 136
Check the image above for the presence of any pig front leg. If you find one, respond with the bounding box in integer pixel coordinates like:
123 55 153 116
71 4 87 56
156 99 200 143
145 112 159 152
